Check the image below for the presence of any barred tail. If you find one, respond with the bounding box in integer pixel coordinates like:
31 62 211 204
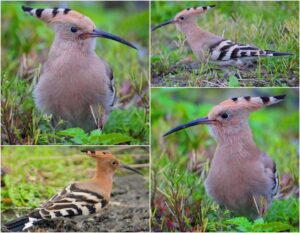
5 215 42 232
266 50 294 57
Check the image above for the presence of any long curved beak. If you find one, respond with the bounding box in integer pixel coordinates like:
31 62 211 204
152 19 175 31
81 29 137 50
163 116 214 137
120 164 142 175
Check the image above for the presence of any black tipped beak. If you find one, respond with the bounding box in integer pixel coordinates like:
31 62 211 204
120 164 142 175
152 19 175 31
87 29 137 50
163 116 213 137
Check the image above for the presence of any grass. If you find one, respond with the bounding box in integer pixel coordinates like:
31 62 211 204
151 1 299 87
1 146 149 220
1 1 149 145
151 88 299 232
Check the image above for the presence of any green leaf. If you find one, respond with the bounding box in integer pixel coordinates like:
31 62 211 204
57 128 87 138
224 217 252 231
252 221 294 232
88 133 135 145
228 75 240 87
57 128 88 144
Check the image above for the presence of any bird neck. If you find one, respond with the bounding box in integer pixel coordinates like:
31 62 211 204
49 35 96 58
178 20 201 36
214 124 260 158
180 21 222 50
93 161 114 185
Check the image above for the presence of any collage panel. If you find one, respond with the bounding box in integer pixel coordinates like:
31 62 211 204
151 1 299 87
0 0 299 233
1 146 150 232
1 1 149 145
151 88 299 231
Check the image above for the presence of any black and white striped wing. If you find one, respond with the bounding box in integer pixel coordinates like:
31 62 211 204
105 63 116 107
34 183 108 220
271 164 280 198
210 39 265 62
260 152 280 199
5 184 108 231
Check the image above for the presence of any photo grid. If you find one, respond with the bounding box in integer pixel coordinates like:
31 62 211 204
1 1 299 232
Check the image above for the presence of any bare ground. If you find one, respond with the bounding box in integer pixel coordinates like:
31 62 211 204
1 174 149 232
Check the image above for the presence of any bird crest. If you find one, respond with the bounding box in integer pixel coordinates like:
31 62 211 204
175 5 215 19
22 6 96 29
163 95 285 137
82 150 116 160
212 95 286 113
152 5 215 31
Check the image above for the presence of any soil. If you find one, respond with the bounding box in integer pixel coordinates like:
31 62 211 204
1 174 149 232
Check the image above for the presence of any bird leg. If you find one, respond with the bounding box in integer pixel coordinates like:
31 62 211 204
90 105 107 130
222 68 238 79
55 219 66 231
252 195 268 218
62 220 84 232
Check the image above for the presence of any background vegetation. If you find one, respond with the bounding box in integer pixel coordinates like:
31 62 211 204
1 146 149 228
1 1 149 145
151 88 299 232
151 1 299 87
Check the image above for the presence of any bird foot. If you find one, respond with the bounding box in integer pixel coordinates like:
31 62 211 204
223 70 237 79
97 118 104 130
62 220 83 232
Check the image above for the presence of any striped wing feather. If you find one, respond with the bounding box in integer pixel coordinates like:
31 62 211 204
31 184 108 220
210 40 265 61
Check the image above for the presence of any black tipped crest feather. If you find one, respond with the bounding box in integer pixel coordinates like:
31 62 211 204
64 8 71 14
260 97 270 104
22 5 33 12
35 9 44 18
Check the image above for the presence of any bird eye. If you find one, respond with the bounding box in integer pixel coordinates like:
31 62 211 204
112 161 118 166
220 113 229 119
179 16 185 20
70 27 78 33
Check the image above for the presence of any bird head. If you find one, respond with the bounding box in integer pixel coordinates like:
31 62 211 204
163 95 285 140
82 150 142 175
21 6 137 50
152 5 215 32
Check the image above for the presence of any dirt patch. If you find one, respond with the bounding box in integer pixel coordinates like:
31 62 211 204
1 175 149 232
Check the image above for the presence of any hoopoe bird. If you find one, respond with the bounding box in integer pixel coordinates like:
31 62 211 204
164 95 284 218
22 6 137 131
4 150 141 232
152 5 292 68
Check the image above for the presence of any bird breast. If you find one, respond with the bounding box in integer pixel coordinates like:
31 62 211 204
205 149 273 217
34 52 110 117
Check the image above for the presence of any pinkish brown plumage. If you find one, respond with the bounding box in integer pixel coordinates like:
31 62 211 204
22 6 137 131
164 95 284 218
